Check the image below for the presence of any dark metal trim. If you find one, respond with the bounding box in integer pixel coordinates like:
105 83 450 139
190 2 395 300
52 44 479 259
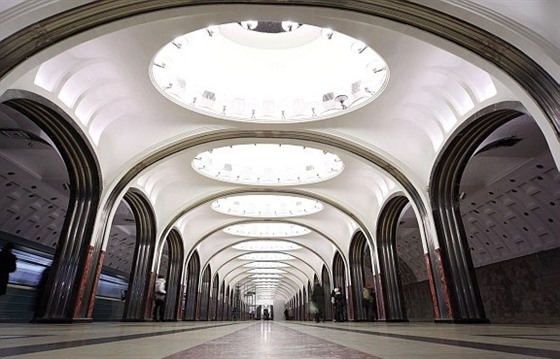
184 251 200 320
349 231 368 321
122 189 157 321
376 196 409 322
429 105 524 321
163 229 185 321
0 90 102 321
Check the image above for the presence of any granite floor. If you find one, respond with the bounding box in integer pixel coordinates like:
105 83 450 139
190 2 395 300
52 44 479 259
0 320 559 359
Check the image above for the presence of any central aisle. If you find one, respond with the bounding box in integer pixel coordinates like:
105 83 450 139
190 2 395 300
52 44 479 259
165 321 378 359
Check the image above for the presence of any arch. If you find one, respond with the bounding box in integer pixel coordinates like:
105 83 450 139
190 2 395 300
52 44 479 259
183 251 200 320
232 270 303 295
321 264 332 321
222 284 230 320
209 273 220 320
332 251 346 321
430 105 525 322
376 196 409 322
349 230 375 321
162 229 184 321
1 90 102 322
217 279 225 320
120 189 157 321
3 1 558 325
82 129 439 320
198 264 212 320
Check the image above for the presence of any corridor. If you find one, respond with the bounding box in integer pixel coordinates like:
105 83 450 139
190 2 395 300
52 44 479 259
1 321 559 359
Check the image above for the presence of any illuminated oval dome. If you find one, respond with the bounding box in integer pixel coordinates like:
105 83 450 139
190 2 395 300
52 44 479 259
233 240 302 251
211 195 323 217
225 222 310 238
150 20 389 123
239 253 294 261
193 144 343 185
243 262 289 268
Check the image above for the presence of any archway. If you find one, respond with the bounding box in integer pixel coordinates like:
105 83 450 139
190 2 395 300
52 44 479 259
198 265 211 320
92 200 134 321
430 105 526 322
321 265 332 321
1 92 102 322
120 190 156 321
209 273 219 320
162 229 184 321
332 251 347 321
456 114 560 323
376 196 408 322
395 203 432 321
349 231 376 321
218 280 225 320
183 251 200 320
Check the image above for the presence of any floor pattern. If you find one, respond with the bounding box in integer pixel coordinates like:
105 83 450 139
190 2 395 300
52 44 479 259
1 320 559 359
165 321 380 359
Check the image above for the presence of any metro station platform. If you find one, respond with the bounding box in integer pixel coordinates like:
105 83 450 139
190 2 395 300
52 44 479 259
1 321 559 359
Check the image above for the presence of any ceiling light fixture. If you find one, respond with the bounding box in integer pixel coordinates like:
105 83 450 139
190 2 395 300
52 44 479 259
243 261 290 268
233 240 301 251
225 222 310 238
150 21 389 123
192 144 343 185
212 194 323 218
239 253 294 261
248 268 287 274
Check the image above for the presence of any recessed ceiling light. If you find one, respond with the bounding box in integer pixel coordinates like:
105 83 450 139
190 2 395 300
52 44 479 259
225 222 310 237
212 194 323 218
233 240 301 251
150 20 389 123
192 144 343 185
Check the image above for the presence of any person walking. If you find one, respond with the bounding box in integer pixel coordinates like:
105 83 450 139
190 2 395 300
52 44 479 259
153 275 166 321
0 243 17 296
311 281 325 322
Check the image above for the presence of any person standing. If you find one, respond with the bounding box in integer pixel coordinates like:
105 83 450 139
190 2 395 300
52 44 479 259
153 275 166 322
333 287 345 322
0 243 17 296
362 286 372 321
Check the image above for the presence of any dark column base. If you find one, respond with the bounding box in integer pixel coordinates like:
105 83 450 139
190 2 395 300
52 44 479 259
377 319 409 323
33 317 92 324
121 318 151 322
435 318 490 324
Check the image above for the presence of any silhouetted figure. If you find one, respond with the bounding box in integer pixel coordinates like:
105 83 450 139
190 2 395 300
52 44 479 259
120 289 128 301
284 308 289 320
0 243 17 296
33 266 50 320
333 287 345 322
362 286 373 321
153 275 166 321
311 281 325 322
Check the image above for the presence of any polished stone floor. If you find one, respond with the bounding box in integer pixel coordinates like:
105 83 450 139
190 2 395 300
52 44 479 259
0 320 559 359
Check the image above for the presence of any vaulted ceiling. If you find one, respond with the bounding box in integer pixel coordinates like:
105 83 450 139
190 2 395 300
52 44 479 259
0 0 558 304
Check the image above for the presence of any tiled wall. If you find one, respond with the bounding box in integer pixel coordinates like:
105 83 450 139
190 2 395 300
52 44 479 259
475 247 560 323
